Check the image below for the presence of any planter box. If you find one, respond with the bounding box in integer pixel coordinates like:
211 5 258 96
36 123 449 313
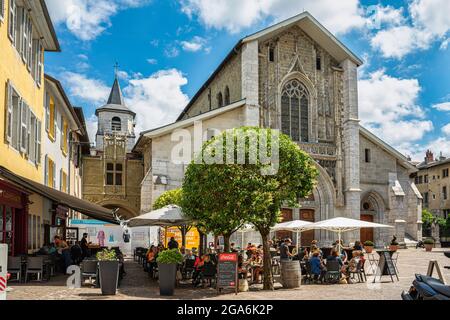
425 244 434 252
158 263 177 296
389 245 398 252
99 260 120 295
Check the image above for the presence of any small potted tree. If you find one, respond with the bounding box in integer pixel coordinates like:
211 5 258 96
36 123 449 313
424 238 435 252
96 249 120 295
389 235 399 252
364 240 374 253
156 248 183 296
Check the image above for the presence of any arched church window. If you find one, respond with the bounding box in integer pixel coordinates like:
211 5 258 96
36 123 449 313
281 79 309 142
224 86 230 105
111 117 121 131
217 92 223 108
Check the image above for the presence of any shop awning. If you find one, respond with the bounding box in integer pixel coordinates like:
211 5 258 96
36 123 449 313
0 166 118 224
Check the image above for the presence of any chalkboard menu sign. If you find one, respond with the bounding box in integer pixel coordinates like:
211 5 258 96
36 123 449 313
373 251 399 283
217 253 238 295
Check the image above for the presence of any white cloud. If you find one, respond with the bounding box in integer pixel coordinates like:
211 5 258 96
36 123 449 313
441 38 450 50
442 123 450 136
61 69 189 137
180 0 365 34
180 36 208 52
147 58 158 65
365 4 405 30
370 0 450 58
45 0 151 40
85 114 98 144
358 70 433 151
164 46 180 58
61 71 111 104
433 102 450 112
124 69 189 133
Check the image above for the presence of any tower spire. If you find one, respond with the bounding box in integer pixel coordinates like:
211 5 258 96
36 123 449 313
114 62 120 79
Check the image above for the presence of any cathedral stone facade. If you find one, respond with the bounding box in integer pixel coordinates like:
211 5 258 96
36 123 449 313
82 75 143 219
134 12 423 247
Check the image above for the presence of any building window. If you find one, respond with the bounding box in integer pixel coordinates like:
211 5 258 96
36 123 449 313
45 156 56 188
268 47 275 62
316 55 321 70
8 0 16 43
224 86 230 106
423 192 429 205
365 149 371 163
418 176 423 184
46 94 56 140
281 79 309 142
443 168 449 178
111 117 121 131
443 186 448 200
60 170 67 193
61 117 68 155
216 92 223 108
415 176 419 184
424 175 429 183
106 162 123 186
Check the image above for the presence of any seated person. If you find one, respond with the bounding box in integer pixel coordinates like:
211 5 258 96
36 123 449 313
326 249 344 268
342 250 362 283
54 235 71 271
237 254 248 279
308 245 323 258
192 254 206 285
353 241 363 251
310 251 326 282
194 255 216 287
146 246 159 274
248 252 263 283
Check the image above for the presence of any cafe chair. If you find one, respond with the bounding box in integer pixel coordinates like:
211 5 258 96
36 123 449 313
349 260 367 283
303 261 314 284
7 256 22 282
201 264 217 288
324 260 340 284
25 256 44 282
182 259 196 279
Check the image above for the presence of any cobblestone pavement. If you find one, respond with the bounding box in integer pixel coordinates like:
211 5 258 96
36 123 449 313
6 248 450 300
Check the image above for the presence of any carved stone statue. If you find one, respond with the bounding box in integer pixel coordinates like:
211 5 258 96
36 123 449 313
431 218 441 248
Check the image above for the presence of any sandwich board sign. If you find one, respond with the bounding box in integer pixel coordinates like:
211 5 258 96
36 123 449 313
217 252 238 295
373 251 399 283
0 244 8 300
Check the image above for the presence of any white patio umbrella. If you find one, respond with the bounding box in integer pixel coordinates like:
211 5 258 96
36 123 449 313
304 217 393 252
237 224 255 249
126 205 191 228
271 220 313 250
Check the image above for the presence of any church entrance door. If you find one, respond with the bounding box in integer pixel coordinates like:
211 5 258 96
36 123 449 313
276 209 293 241
360 214 374 243
300 209 315 246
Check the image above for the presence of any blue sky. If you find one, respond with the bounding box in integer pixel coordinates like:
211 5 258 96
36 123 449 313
43 0 450 161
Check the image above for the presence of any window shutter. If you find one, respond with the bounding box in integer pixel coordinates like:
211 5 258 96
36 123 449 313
29 113 36 164
20 100 28 153
21 8 27 61
59 168 63 191
35 120 41 165
5 81 13 143
8 0 16 42
37 40 43 86
44 155 48 185
0 0 5 20
52 161 56 189
31 39 38 80
26 106 31 156
45 92 50 132
26 18 33 70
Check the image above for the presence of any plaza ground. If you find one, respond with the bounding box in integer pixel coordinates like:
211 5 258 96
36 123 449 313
6 248 450 300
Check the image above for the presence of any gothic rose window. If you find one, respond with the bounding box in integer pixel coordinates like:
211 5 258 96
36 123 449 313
111 117 121 131
281 79 309 142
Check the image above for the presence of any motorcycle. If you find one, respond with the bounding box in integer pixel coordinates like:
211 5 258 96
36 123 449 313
402 253 450 300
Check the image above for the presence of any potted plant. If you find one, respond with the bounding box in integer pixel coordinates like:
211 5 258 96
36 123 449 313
156 248 183 296
96 249 120 295
364 240 374 253
423 238 435 252
389 235 399 252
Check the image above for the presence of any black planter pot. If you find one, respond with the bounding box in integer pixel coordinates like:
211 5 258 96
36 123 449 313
158 263 177 296
99 260 120 295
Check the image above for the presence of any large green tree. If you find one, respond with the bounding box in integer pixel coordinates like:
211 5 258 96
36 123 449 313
182 127 317 289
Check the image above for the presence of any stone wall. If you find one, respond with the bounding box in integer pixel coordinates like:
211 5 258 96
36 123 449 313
181 53 242 119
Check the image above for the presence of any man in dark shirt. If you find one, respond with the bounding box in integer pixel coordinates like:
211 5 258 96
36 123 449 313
168 237 179 249
280 238 293 261
80 233 90 258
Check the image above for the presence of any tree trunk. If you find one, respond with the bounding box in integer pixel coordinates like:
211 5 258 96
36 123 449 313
223 234 231 252
198 230 204 256
260 231 274 290
181 227 186 248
